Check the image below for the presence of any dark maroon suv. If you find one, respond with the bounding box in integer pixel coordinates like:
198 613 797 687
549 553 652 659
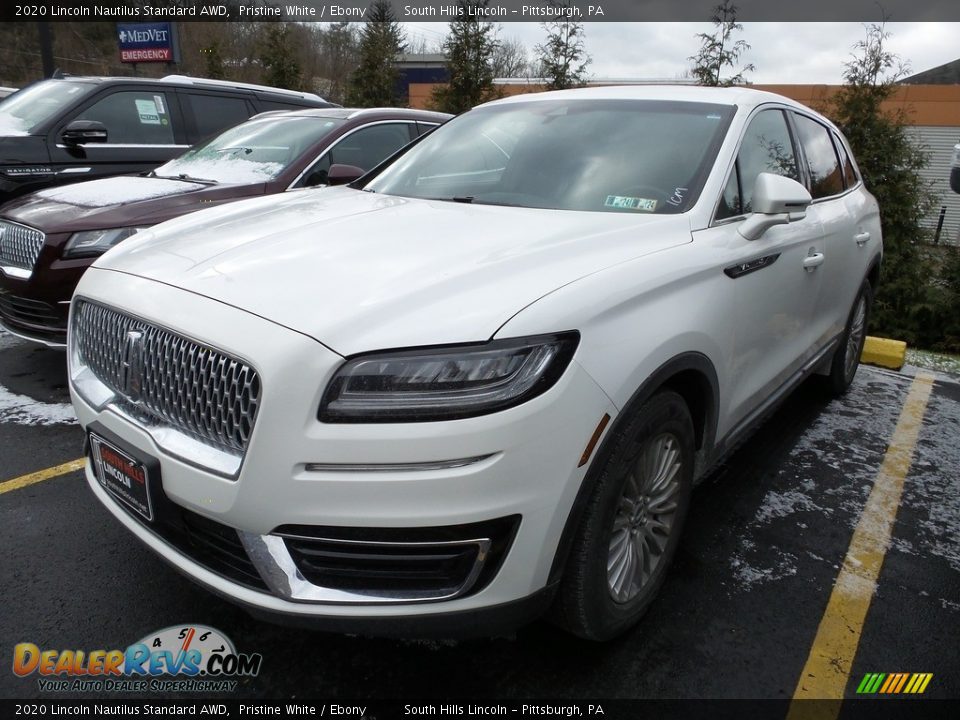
0 107 449 345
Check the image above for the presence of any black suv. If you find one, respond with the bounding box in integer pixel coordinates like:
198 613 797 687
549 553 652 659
0 74 336 202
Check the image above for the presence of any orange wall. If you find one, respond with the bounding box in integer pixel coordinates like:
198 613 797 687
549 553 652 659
408 82 960 127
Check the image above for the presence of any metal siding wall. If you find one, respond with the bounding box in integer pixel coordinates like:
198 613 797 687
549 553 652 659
906 126 960 245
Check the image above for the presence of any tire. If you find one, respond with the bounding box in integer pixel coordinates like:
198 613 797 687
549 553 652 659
552 391 694 641
823 279 872 397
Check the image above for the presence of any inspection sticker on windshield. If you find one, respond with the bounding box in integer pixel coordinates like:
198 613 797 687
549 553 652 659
605 195 657 212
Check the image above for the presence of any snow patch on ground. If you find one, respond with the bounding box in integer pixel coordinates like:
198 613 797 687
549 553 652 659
0 328 76 425
727 373 905 590
0 384 76 425
905 350 960 378
753 488 829 525
727 370 960 594
901 389 960 574
730 549 798 589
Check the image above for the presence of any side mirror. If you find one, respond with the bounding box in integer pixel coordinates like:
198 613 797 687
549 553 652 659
739 173 812 241
326 163 365 186
61 120 108 145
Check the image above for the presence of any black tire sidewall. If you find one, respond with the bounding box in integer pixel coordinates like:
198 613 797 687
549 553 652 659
558 390 695 640
830 279 873 394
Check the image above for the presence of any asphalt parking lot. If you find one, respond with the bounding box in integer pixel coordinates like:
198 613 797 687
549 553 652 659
1 326 958 706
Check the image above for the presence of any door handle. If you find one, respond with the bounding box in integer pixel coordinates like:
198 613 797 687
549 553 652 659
803 252 825 271
854 231 871 247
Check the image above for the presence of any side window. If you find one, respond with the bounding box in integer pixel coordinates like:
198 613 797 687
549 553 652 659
415 121 440 137
833 131 859 189
73 91 175 144
296 124 414 188
184 94 251 142
736 110 799 213
716 162 743 220
793 113 843 198
328 123 413 171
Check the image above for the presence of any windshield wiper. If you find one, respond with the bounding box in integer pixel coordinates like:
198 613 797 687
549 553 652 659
446 196 524 208
150 172 219 185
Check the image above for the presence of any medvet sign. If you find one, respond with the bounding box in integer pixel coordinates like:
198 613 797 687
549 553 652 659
117 22 173 63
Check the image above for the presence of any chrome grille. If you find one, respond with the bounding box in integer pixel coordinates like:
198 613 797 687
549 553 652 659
73 300 261 456
0 220 45 272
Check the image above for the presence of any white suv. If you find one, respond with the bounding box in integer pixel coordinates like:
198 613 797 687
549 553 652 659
68 87 881 640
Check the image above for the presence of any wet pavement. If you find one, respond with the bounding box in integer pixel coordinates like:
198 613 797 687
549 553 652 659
1 327 958 703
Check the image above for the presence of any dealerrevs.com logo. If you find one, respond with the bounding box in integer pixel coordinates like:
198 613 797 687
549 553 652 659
13 625 262 693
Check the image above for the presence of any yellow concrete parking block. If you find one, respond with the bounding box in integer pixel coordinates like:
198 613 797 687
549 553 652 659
861 336 907 371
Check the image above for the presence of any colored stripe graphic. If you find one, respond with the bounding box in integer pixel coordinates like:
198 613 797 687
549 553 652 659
856 673 932 694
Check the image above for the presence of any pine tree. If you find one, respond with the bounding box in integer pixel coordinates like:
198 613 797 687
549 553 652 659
688 0 754 87
828 22 937 345
431 0 500 114
201 41 226 80
347 0 406 107
260 23 302 91
535 2 591 90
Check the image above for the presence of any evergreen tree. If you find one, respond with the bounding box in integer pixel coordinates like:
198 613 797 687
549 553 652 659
688 0 754 86
201 41 226 80
535 2 591 90
260 23 302 91
347 0 407 107
431 0 500 114
828 22 937 346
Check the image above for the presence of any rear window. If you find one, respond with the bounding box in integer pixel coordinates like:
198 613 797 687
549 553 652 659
185 94 252 142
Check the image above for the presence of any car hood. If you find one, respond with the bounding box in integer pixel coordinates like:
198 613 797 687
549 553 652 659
97 187 693 355
2 175 264 232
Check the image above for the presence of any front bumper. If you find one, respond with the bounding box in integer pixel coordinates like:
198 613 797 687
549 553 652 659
71 269 616 629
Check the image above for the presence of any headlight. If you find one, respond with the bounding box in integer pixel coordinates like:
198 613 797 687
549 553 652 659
320 332 580 423
63 227 148 258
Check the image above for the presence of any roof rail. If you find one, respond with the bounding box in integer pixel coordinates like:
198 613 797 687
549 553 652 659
160 75 327 102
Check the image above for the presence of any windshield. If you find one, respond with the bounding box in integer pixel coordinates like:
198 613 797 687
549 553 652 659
0 80 96 136
366 99 735 214
157 115 346 184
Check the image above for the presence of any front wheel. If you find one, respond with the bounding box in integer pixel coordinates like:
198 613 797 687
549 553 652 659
823 279 872 396
552 391 694 641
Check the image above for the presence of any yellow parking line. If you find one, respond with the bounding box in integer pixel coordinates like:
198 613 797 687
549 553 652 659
0 458 86 496
787 372 935 717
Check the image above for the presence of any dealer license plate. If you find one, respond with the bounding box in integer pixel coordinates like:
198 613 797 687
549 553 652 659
90 433 153 522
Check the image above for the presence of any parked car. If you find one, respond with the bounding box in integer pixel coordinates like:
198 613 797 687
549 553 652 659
68 86 881 640
0 74 336 203
0 107 449 345
0 87 18 100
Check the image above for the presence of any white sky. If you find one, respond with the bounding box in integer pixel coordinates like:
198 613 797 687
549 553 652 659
402 22 960 83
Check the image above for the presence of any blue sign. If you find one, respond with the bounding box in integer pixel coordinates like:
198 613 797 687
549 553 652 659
117 22 173 63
